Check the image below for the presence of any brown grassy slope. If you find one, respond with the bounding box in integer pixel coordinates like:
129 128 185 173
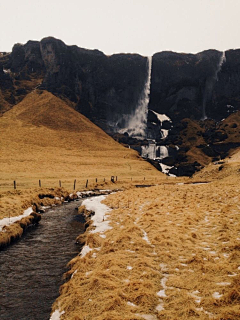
175 114 240 168
194 147 240 180
0 89 12 114
0 90 163 218
218 112 240 142
53 152 240 320
180 118 210 166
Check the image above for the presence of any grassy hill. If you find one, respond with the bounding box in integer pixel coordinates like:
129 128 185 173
0 90 162 191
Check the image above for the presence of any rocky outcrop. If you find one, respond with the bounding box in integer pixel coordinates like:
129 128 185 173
0 41 44 112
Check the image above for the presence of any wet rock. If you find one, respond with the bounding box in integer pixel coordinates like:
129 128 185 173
161 156 175 166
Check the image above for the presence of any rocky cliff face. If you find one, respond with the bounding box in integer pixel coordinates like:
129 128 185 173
1 38 240 125
40 38 148 132
149 49 240 122
0 37 148 133
1 37 240 176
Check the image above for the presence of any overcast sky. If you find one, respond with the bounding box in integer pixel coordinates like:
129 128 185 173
0 0 239 56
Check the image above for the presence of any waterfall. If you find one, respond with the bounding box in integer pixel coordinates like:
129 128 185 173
141 142 156 159
141 144 169 160
157 146 169 159
202 51 226 120
119 56 152 138
216 51 226 79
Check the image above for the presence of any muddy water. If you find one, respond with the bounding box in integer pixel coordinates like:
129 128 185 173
0 200 85 320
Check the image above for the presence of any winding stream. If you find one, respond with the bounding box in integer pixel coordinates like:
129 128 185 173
0 200 85 320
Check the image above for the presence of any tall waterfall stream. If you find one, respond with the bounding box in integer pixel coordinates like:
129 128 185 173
119 56 152 138
0 200 86 320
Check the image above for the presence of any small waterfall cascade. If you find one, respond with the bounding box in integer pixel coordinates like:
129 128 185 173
158 146 169 159
141 144 169 160
141 141 156 159
216 51 226 79
202 51 226 120
119 56 152 138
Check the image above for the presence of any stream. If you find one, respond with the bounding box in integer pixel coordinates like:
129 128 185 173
0 200 85 320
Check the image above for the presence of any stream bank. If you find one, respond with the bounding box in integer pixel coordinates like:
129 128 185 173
0 188 113 250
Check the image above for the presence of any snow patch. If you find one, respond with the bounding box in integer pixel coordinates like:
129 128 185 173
127 301 137 307
151 110 171 123
157 273 169 298
216 282 231 286
212 292 222 299
0 207 33 232
161 129 169 139
142 229 151 244
82 195 112 235
49 309 65 320
71 270 78 278
156 302 164 311
80 245 92 258
228 273 237 277
135 314 157 320
190 291 202 304
160 163 173 174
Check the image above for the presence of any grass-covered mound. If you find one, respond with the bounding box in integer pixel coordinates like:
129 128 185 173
0 90 161 193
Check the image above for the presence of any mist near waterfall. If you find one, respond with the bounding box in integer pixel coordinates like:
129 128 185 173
118 57 152 139
202 51 226 119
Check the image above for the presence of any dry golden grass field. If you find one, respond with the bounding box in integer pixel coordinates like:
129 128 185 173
0 90 161 191
51 150 240 320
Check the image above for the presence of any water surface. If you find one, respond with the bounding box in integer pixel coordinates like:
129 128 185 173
0 200 85 320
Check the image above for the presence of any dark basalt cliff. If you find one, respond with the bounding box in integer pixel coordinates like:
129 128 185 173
1 37 240 176
149 50 240 121
1 37 240 124
0 37 148 132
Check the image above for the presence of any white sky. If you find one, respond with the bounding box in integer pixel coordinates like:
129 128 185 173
0 0 239 56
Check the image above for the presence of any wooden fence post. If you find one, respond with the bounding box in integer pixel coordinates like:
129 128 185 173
74 179 76 190
86 179 88 188
116 176 118 182
14 180 16 190
96 178 97 183
39 180 41 187
59 180 61 188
